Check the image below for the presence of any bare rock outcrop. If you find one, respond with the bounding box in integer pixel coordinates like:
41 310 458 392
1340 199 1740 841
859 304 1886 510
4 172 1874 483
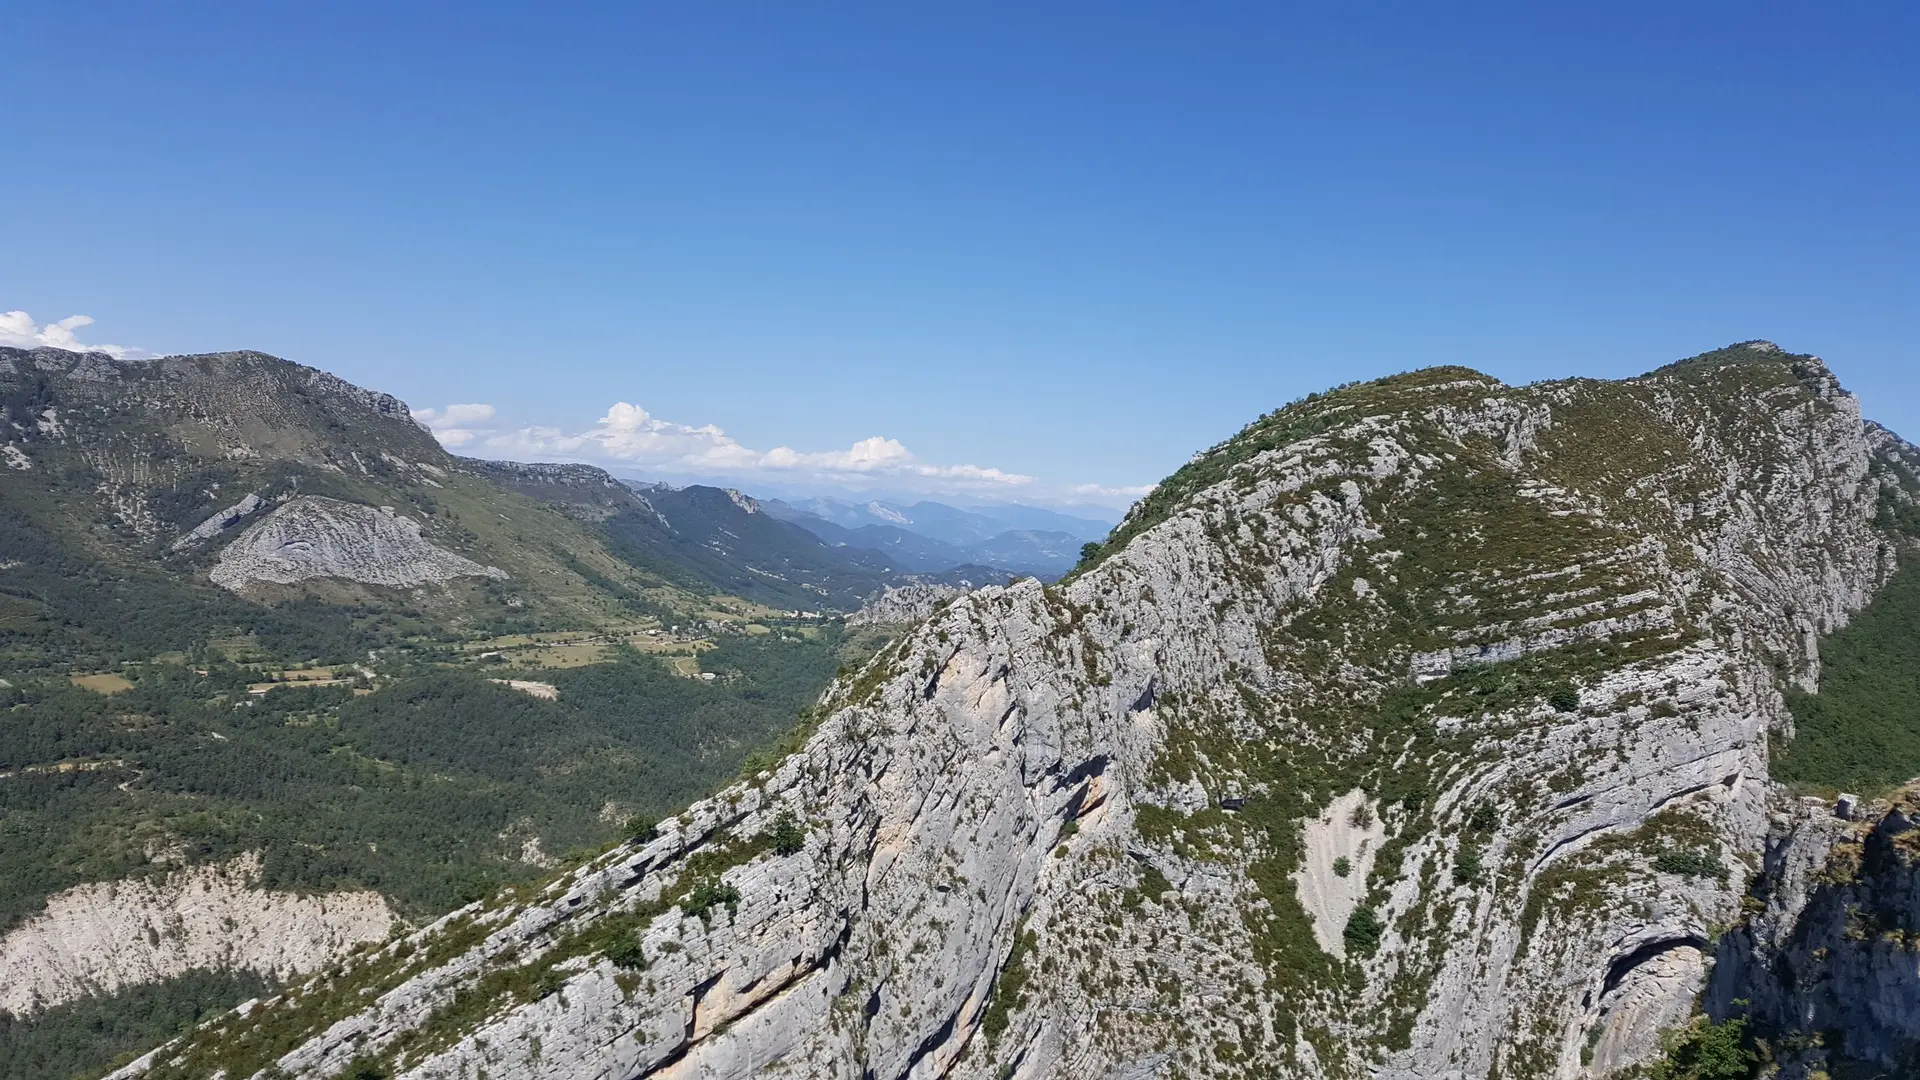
119 346 1915 1080
171 492 265 550
848 581 966 626
1707 790 1920 1078
209 495 506 591
0 854 392 1016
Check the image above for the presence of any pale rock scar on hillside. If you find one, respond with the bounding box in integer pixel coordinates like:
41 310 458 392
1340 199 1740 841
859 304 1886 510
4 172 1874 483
0 853 392 1016
208 495 507 591
1293 789 1386 957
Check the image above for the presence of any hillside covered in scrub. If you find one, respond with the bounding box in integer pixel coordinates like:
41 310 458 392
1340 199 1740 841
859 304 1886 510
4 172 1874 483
105 342 1920 1080
0 346 964 1076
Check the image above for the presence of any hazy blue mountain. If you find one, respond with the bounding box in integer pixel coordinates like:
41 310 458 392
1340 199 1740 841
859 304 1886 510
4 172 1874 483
961 529 1083 577
590 483 907 611
867 501 1020 546
761 496 1113 550
770 515 976 574
962 502 1118 538
761 501 1080 578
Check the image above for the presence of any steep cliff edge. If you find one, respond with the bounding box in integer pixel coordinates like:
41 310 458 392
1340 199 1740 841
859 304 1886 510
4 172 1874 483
113 344 1915 1080
1706 790 1920 1079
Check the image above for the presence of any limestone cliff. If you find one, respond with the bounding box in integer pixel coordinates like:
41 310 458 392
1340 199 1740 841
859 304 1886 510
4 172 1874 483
1707 790 1920 1078
209 495 508 591
848 582 967 626
116 344 1915 1080
0 854 392 1017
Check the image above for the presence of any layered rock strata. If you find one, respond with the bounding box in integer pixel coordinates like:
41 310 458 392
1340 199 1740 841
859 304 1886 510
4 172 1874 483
119 346 1917 1080
209 495 506 591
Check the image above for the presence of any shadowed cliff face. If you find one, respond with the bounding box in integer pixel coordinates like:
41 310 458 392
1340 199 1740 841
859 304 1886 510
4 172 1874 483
110 345 1920 1080
1709 792 1920 1079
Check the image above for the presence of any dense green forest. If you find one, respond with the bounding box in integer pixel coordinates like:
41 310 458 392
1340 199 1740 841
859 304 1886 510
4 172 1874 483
0 624 861 1075
0 970 268 1080
0 623 865 1075
1774 561 1920 794
0 632 848 932
0 509 392 672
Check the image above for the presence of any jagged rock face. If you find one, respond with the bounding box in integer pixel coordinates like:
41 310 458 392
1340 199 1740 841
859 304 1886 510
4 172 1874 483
848 581 966 626
121 347 1914 1080
209 495 508 590
1708 791 1920 1078
0 854 391 1016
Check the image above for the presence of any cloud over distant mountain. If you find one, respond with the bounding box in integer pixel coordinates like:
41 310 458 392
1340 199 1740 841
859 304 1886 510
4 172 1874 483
411 403 496 447
411 398 1133 502
0 311 147 359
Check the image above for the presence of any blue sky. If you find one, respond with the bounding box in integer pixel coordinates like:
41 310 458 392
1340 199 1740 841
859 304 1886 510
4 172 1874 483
3 3 1913 508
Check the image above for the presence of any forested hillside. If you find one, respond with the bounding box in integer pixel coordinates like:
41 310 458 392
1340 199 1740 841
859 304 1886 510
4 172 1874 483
1775 537 1920 793
0 346 910 1077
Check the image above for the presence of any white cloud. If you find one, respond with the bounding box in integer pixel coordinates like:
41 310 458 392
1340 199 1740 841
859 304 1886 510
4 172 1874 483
420 398 1063 497
0 311 148 359
414 403 496 448
1067 482 1157 500
427 403 498 426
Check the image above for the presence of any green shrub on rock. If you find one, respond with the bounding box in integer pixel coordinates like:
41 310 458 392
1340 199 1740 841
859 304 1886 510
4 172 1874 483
1548 683 1581 713
770 812 806 856
1344 906 1384 958
1452 846 1483 886
1652 848 1728 881
1649 1017 1758 1080
683 879 742 923
604 929 647 970
627 815 659 843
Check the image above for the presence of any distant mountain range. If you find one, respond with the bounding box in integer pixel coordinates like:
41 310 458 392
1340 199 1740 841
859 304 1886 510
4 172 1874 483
764 496 1113 544
473 463 1017 608
463 462 1117 585
759 496 1111 578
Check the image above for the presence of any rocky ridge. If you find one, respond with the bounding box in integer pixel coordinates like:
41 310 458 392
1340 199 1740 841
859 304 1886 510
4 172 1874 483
0 345 704 636
464 459 647 521
114 344 1919 1080
847 581 967 626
